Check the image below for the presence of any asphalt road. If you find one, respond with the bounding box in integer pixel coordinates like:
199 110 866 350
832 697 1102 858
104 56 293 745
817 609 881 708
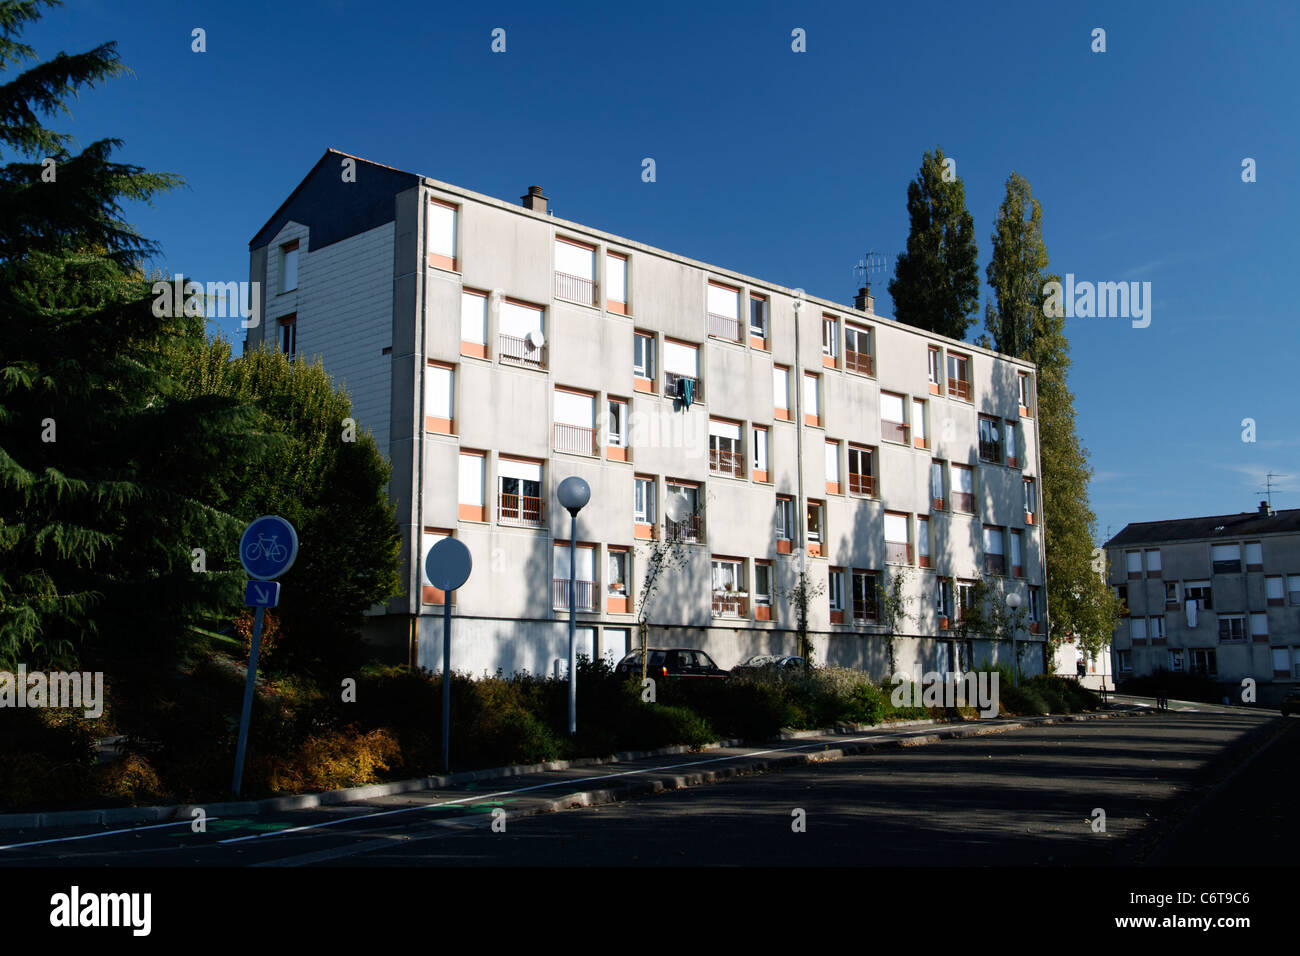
2 710 1289 868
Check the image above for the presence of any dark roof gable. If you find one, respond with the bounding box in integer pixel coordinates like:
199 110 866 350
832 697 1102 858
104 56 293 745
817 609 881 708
1106 508 1300 548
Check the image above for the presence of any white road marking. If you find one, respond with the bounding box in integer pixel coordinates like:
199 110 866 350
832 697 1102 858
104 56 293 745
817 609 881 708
0 817 217 851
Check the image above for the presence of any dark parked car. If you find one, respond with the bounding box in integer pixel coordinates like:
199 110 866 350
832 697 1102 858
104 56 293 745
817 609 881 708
615 648 729 680
732 654 806 675
1281 689 1300 717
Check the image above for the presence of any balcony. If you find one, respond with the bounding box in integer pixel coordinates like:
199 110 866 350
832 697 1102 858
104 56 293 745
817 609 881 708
948 379 972 401
498 492 544 528
666 513 702 543
848 473 875 496
554 422 598 456
555 271 597 306
499 332 546 370
932 496 946 511
881 420 909 444
708 312 741 342
665 371 703 403
845 349 874 375
984 553 1006 575
552 578 596 612
978 439 1003 463
886 541 912 565
709 447 744 479
953 492 974 513
712 591 748 618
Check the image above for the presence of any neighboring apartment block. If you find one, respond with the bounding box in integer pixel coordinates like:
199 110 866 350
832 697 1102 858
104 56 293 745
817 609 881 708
1105 502 1300 705
245 150 1048 679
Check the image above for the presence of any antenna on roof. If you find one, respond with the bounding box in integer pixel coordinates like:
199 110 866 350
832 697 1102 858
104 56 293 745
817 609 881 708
1256 472 1286 511
853 250 888 291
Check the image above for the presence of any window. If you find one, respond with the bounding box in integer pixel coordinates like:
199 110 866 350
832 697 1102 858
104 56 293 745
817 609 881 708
1130 617 1148 642
1117 650 1132 672
746 426 769 481
281 240 299 292
1116 584 1129 616
1289 575 1300 606
825 440 841 493
849 444 875 496
749 294 769 345
1189 648 1216 676
773 364 791 420
1266 575 1285 606
754 561 774 610
1028 586 1042 624
956 579 977 623
983 525 1005 575
711 557 747 617
885 512 911 565
1145 549 1162 578
708 419 744 478
912 399 928 449
1168 648 1184 672
553 543 596 611
931 460 946 511
1149 616 1165 640
421 528 455 605
1010 529 1024 577
606 398 629 458
845 324 873 375
607 548 630 611
425 362 454 434
828 567 845 620
803 373 821 426
606 252 628 313
664 340 701 402
1004 420 1017 468
428 199 458 270
807 500 825 554
978 416 1003 463
1245 541 1263 571
936 578 954 622
707 281 742 342
633 331 656 390
853 570 878 622
1273 647 1293 677
881 392 908 444
499 299 546 369
927 346 943 394
946 352 971 400
278 314 297 360
1017 371 1032 415
775 495 795 551
555 237 597 305
497 457 543 527
666 481 701 542
634 475 656 536
1126 550 1143 579
554 388 597 455
458 451 486 521
917 516 931 568
1185 580 1212 610
1250 612 1268 640
821 315 839 365
460 290 488 357
1164 581 1180 609
953 464 974 513
1023 477 1037 524
1211 544 1240 575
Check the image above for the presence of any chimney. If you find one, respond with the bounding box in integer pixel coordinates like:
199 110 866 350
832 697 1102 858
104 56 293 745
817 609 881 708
521 185 548 214
1259 500 1273 516
854 285 874 313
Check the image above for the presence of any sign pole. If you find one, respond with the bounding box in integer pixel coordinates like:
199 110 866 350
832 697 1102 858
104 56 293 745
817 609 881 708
232 604 265 797
442 593 452 772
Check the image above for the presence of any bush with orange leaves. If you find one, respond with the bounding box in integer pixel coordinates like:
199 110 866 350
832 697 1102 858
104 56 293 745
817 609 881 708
233 608 281 666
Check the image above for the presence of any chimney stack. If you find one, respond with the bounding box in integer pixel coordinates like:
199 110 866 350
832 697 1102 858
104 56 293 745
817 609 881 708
521 185 548 214
854 285 874 313
1259 499 1273 516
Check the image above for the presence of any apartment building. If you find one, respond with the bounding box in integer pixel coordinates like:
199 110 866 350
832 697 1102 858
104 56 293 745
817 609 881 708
245 149 1048 679
1105 502 1300 705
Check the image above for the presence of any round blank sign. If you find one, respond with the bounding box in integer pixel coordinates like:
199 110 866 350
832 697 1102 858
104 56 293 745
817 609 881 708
426 537 472 592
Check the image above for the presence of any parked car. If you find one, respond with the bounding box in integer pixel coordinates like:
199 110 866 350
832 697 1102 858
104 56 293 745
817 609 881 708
615 648 729 680
732 654 806 675
1281 689 1300 717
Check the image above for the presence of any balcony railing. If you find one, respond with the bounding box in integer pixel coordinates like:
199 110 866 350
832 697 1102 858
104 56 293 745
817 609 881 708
984 553 1006 575
498 492 544 527
665 371 703 403
711 591 748 617
978 440 1003 463
882 420 909 444
953 492 974 513
666 513 702 543
845 349 874 375
498 332 546 370
886 541 912 564
709 447 744 478
554 421 598 456
555 271 597 306
708 312 741 341
552 578 595 612
948 379 972 401
848 473 875 496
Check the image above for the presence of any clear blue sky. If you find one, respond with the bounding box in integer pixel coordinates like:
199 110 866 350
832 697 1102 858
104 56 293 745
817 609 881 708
26 0 1300 543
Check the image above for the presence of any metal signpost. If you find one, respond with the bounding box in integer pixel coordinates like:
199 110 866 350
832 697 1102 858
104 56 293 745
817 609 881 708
232 515 299 797
425 537 472 771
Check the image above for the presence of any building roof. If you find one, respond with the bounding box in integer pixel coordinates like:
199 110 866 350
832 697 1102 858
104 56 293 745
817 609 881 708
1106 507 1300 548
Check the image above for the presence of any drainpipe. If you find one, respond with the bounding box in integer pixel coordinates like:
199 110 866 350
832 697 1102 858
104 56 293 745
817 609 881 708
415 193 430 665
791 292 807 655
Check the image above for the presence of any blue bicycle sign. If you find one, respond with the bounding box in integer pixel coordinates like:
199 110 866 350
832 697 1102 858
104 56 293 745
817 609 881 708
239 515 299 580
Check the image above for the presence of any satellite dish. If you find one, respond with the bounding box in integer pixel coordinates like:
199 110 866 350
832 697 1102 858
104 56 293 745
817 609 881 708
665 493 690 522
526 329 546 350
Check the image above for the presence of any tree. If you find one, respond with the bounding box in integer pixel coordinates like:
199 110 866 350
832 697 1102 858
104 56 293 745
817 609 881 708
876 567 913 675
981 172 1120 662
634 531 688 683
888 146 980 341
782 558 825 667
0 0 249 671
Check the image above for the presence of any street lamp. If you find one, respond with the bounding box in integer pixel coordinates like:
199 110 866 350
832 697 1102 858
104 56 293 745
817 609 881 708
1004 592 1022 687
557 476 591 735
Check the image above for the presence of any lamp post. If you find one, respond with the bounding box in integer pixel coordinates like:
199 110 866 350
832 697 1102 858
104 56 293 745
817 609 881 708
557 476 591 735
1004 591 1022 687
